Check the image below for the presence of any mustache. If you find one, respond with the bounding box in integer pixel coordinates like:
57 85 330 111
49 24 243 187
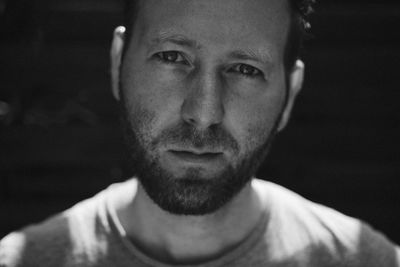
152 122 240 153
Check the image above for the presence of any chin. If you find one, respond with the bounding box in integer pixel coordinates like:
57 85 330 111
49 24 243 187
137 159 253 216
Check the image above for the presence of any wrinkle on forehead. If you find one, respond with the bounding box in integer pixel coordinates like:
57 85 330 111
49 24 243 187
133 0 291 59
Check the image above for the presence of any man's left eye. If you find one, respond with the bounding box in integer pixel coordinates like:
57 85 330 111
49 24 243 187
154 51 187 64
231 64 262 77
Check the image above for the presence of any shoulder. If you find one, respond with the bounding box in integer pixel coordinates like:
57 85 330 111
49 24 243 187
0 213 71 267
0 191 108 267
252 179 400 266
0 232 26 267
354 222 400 266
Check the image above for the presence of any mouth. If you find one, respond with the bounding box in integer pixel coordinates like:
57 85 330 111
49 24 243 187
168 150 223 163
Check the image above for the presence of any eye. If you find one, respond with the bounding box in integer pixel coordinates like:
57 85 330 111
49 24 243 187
230 64 262 78
154 51 188 65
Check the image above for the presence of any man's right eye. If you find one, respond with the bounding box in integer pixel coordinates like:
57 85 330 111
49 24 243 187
154 51 188 65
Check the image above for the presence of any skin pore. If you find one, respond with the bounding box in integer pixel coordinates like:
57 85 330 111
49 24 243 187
110 0 304 264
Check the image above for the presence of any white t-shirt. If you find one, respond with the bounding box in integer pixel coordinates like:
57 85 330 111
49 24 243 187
1 178 399 266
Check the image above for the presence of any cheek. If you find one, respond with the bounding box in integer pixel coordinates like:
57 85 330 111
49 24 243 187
123 65 175 108
121 62 185 139
235 105 277 153
226 85 286 155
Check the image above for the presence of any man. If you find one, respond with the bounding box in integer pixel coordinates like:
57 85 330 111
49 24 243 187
1 0 399 266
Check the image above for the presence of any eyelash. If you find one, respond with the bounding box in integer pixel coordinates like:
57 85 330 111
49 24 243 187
228 64 263 78
154 51 189 65
154 51 263 78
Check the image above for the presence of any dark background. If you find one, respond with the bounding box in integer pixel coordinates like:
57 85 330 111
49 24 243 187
1 0 399 243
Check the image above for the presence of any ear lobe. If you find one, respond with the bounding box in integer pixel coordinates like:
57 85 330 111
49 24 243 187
277 60 305 131
111 26 126 101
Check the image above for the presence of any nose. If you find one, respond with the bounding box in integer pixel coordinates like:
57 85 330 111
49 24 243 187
181 70 225 130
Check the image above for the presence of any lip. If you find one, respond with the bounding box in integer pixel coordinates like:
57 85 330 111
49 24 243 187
168 150 223 163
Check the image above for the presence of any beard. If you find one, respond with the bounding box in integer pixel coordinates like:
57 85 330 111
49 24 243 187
120 97 280 216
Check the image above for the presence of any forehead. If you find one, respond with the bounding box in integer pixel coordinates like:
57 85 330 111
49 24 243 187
132 0 291 61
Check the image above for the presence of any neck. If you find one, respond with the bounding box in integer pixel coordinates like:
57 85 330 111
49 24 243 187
115 179 265 265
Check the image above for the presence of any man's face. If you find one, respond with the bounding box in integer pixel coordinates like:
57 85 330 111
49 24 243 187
115 0 300 215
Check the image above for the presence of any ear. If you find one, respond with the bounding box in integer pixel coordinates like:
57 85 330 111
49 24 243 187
110 26 126 101
277 60 305 131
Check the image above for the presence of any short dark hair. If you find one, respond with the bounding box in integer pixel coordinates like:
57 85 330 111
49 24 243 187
122 0 314 71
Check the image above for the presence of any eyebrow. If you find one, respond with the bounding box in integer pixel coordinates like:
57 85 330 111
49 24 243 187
229 50 272 66
150 34 201 50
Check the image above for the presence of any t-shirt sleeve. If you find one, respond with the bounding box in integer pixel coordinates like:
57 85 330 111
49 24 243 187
301 195 400 266
354 223 400 267
0 232 27 267
0 214 73 267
